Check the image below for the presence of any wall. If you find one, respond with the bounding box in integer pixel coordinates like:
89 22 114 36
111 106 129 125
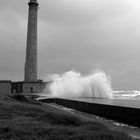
0 81 51 94
11 81 51 93
22 82 45 93
40 98 140 127
0 81 11 95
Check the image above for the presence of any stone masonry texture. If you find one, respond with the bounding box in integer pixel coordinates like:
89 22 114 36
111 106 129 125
24 0 38 81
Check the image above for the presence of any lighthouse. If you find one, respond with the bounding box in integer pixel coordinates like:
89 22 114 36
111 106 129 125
24 0 38 82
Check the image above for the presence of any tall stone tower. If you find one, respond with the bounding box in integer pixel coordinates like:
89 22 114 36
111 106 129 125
24 0 38 82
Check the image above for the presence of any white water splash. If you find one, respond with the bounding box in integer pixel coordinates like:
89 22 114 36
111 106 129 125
113 90 140 99
48 71 113 99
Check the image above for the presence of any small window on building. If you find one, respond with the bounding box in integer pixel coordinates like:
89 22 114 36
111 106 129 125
30 87 33 93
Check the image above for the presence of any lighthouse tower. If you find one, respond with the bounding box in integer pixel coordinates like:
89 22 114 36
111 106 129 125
24 0 38 82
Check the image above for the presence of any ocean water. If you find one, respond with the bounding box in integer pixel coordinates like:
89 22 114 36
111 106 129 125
113 90 140 100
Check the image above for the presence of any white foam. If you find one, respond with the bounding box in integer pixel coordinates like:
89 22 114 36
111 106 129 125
47 71 113 99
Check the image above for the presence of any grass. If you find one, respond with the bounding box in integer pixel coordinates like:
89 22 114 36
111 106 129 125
0 94 135 140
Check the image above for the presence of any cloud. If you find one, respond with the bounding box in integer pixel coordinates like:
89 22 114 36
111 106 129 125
0 0 140 89
39 0 127 28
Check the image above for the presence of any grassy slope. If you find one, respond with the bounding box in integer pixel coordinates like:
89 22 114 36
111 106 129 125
0 95 134 140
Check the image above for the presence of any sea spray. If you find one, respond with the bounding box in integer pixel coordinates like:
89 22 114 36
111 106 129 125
49 71 112 98
48 71 113 99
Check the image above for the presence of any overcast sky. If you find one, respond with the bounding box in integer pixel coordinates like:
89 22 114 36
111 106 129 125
1 0 140 90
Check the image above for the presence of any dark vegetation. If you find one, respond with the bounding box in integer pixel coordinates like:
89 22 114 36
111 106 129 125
0 94 135 140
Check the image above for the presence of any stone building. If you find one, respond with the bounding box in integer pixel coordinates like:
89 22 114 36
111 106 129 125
0 0 50 94
11 81 51 94
0 80 51 94
0 81 12 95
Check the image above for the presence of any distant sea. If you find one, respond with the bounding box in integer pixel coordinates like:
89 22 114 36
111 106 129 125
113 90 140 100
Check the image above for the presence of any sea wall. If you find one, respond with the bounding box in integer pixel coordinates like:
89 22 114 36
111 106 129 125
40 98 140 127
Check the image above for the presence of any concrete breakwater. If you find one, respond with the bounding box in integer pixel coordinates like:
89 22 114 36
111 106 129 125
40 98 140 127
